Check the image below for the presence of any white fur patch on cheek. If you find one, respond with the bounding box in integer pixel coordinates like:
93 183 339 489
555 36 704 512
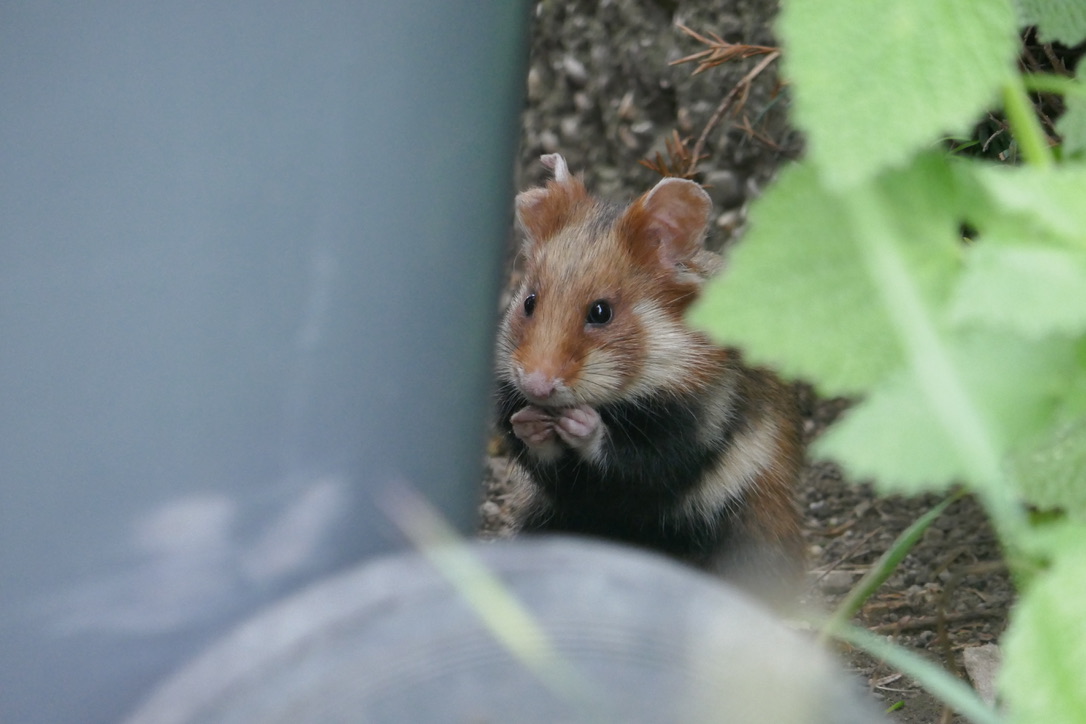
575 347 627 404
495 310 523 373
627 300 702 397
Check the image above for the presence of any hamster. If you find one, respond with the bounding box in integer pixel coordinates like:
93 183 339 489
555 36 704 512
494 153 805 598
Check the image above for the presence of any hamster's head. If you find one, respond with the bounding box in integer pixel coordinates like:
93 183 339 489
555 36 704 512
498 154 723 409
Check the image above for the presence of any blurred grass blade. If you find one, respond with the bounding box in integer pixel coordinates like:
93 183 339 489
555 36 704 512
829 622 1003 724
382 485 606 717
819 490 964 644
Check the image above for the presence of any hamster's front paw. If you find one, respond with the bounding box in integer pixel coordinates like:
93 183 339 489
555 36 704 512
555 405 605 461
510 405 555 445
510 405 564 460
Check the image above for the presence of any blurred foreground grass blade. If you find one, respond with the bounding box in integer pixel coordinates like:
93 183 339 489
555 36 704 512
383 486 606 718
829 622 1003 724
819 491 964 645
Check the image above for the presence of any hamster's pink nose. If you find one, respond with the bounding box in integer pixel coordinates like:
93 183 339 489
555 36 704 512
521 371 557 400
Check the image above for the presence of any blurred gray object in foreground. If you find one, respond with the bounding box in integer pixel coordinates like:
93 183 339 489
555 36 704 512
127 538 884 724
0 2 528 721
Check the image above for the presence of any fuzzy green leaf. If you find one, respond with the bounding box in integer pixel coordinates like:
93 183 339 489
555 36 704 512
1016 0 1086 45
690 163 899 393
689 159 960 395
970 165 1086 243
1011 416 1086 521
1001 524 1086 723
814 373 968 491
950 240 1086 337
1009 373 1086 520
814 333 1080 493
1056 70 1086 158
778 0 1018 188
952 165 1086 336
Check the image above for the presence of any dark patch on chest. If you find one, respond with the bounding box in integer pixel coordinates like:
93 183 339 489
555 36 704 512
495 381 747 560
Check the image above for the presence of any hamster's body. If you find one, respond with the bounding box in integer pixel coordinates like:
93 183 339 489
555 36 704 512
495 154 804 596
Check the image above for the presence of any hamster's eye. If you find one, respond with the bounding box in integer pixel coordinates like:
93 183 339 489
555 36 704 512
523 293 537 317
586 299 613 325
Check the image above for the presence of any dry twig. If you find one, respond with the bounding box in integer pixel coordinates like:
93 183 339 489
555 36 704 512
733 113 784 152
686 50 781 175
869 610 1003 635
672 23 777 75
638 130 703 179
641 24 784 179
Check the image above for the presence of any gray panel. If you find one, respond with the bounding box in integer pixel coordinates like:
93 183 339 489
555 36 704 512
0 3 528 721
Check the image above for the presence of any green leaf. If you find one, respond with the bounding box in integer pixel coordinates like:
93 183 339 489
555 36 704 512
1000 523 1086 723
1009 373 1086 520
950 240 1086 337
1057 70 1086 158
815 372 968 491
690 163 898 393
951 165 1086 337
778 0 1018 188
1011 415 1086 521
814 332 1079 494
970 165 1086 243
1016 0 1086 45
689 158 960 395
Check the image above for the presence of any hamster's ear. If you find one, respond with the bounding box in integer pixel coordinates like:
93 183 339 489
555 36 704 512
620 177 712 268
515 154 589 245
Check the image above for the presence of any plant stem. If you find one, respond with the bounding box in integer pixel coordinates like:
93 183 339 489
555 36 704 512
1002 78 1053 168
1022 73 1086 98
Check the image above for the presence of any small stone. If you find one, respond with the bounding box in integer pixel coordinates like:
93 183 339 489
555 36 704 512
963 644 1002 706
819 569 860 595
714 209 741 232
560 116 580 140
561 55 588 87
676 106 694 133
539 130 560 153
526 66 544 102
617 125 641 150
